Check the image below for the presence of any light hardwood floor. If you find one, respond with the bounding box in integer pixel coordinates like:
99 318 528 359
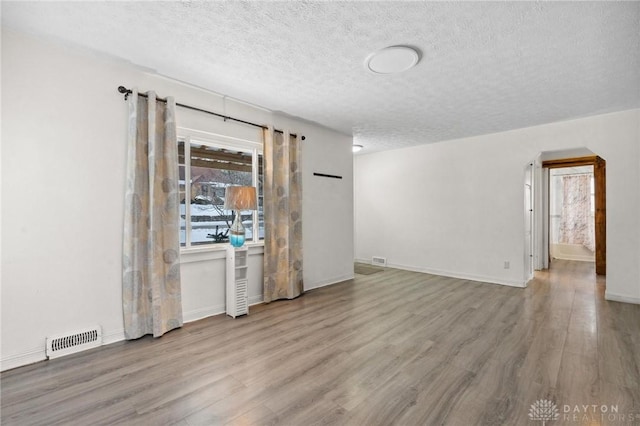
2 260 639 425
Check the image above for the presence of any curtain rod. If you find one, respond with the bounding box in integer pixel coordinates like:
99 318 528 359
117 86 304 140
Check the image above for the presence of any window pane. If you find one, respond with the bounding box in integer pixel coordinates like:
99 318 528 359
178 141 187 247
258 154 264 240
189 143 252 245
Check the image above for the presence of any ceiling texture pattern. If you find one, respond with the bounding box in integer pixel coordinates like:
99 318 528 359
3 1 639 153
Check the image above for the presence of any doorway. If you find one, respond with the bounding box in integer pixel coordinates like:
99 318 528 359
542 156 606 275
549 165 595 262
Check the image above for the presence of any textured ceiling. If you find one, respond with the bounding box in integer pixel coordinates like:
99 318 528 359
3 1 639 153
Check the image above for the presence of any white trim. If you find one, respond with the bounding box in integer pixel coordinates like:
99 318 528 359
180 243 263 264
180 248 226 264
342 259 526 288
178 136 192 247
183 295 265 323
0 326 127 372
551 254 595 262
524 162 532 284
248 295 263 306
102 328 125 345
184 137 192 247
178 127 262 149
386 262 526 288
246 244 265 255
0 347 46 372
605 291 640 305
305 274 355 291
178 128 264 249
183 304 226 323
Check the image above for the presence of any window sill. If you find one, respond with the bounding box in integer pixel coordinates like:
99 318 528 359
180 242 265 264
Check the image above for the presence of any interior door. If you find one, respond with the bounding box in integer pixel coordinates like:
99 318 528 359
524 162 534 283
532 155 548 271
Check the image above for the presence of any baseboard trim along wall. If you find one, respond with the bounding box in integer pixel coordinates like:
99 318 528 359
5 280 634 372
0 346 46 372
1 327 127 372
102 328 125 346
183 304 225 323
1 297 268 372
605 291 640 305
551 255 595 262
355 258 526 288
182 294 264 323
305 274 355 291
248 295 264 307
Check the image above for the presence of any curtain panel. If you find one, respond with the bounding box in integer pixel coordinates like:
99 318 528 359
263 128 303 302
560 174 595 252
122 90 183 339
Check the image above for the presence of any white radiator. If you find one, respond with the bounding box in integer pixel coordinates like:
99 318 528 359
46 325 102 359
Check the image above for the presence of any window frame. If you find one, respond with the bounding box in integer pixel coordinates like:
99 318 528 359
178 127 263 252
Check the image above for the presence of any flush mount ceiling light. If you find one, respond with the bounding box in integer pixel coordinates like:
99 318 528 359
365 46 420 74
352 144 363 153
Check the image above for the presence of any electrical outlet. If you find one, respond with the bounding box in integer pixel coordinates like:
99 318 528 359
504 261 510 269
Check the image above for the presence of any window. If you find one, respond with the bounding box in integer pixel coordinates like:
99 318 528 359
178 132 263 248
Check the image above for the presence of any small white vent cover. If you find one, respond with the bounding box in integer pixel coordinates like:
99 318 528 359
372 256 387 267
46 325 102 359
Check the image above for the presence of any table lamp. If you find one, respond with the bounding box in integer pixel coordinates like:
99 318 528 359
223 186 257 247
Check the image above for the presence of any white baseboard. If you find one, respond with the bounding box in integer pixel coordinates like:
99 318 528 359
6 264 522 372
386 262 526 288
605 291 640 305
0 347 46 372
551 255 595 262
248 295 263 306
0 325 128 372
524 275 535 288
1 297 268 372
183 304 226 323
102 328 125 345
305 273 355 291
183 296 265 323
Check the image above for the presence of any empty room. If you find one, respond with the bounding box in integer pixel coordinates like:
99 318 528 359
1 2 639 425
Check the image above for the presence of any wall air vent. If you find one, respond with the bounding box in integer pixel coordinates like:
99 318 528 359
372 256 387 267
46 326 102 359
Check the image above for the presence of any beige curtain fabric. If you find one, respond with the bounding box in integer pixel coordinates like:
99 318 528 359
560 174 595 252
123 90 183 339
263 128 303 303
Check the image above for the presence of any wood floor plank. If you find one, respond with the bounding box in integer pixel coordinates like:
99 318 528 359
2 259 639 425
391 360 478 425
222 404 280 426
553 351 600 408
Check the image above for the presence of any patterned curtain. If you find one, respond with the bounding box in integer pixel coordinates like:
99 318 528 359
263 128 303 303
559 174 595 252
122 90 183 339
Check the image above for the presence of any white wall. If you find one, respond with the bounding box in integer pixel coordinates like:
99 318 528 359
355 109 640 301
1 30 354 371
